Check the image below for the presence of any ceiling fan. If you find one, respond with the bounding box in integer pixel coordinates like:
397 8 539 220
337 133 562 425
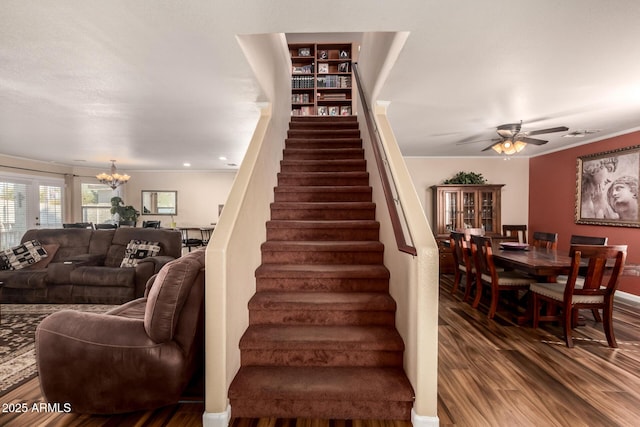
481 121 569 155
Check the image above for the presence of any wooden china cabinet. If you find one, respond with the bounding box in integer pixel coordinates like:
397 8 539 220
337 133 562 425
430 184 504 273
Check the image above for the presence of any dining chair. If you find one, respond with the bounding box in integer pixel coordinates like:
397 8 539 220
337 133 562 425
95 223 118 230
556 234 609 321
502 224 527 244
180 228 203 252
200 227 214 246
569 235 608 245
62 222 94 229
531 231 558 250
530 244 627 347
449 231 475 301
118 220 137 227
470 235 537 319
142 220 161 228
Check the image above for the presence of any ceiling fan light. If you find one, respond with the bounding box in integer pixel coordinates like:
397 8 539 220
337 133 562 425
514 140 527 152
491 143 503 154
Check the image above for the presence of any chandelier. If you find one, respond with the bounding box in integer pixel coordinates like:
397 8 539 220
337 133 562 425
491 138 527 155
96 160 130 190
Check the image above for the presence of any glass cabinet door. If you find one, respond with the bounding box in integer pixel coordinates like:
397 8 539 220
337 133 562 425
443 191 459 233
480 190 495 233
461 191 476 228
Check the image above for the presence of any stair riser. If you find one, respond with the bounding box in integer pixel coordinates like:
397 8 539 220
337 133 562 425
270 208 375 221
285 140 362 150
277 176 369 187
262 251 383 265
240 349 402 368
229 399 412 420
280 161 367 173
249 310 396 327
255 278 389 293
283 149 364 160
287 130 360 139
273 191 372 203
266 227 378 241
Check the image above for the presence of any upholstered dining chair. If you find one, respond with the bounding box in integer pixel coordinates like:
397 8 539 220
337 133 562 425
531 231 558 250
142 220 161 228
502 224 528 244
450 231 475 301
530 244 627 347
470 235 537 319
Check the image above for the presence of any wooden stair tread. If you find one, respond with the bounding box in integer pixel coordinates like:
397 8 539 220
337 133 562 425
240 324 405 350
266 220 379 229
249 291 396 310
255 263 390 278
261 240 383 251
271 201 375 209
229 366 414 402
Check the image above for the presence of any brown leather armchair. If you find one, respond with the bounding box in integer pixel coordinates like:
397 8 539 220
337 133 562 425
35 249 205 414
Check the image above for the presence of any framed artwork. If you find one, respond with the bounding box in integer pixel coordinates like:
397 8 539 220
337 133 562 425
317 106 328 116
339 50 349 59
575 145 640 227
298 47 311 57
318 63 329 74
328 106 339 116
318 50 328 60
338 62 349 73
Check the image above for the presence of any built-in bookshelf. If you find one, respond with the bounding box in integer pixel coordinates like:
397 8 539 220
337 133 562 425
289 43 353 116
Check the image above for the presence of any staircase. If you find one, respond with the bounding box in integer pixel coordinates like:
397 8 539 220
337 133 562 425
228 116 414 420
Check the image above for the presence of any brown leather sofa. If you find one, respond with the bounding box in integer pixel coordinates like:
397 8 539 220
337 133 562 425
35 248 205 414
0 227 182 304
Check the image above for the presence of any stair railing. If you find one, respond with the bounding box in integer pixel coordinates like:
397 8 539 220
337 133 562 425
353 62 417 256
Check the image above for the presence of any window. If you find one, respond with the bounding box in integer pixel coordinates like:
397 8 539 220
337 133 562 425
81 183 113 224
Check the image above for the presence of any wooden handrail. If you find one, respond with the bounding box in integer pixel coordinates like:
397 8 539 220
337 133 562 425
352 63 417 256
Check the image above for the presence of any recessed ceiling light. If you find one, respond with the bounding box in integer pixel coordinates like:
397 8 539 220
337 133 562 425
219 156 228 161
183 162 191 167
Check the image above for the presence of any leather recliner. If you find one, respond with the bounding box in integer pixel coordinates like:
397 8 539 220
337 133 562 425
35 248 205 414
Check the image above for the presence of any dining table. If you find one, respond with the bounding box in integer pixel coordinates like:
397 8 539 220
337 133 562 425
492 244 573 281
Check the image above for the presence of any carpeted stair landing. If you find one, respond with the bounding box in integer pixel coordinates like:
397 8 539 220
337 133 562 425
228 116 414 420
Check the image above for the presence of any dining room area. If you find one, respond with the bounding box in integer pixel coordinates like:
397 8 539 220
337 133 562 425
429 139 640 425
438 224 640 426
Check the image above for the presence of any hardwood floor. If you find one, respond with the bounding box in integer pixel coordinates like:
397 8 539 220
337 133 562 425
2 275 640 426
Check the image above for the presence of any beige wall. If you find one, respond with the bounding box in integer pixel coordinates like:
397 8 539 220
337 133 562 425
404 156 530 230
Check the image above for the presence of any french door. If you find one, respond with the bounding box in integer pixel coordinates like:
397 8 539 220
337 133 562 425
0 174 64 249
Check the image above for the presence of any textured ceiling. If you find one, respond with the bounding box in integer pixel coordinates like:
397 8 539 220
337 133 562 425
2 1 640 172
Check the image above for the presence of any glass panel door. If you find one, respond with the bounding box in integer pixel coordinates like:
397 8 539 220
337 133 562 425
461 190 476 228
480 190 495 233
443 191 459 233
0 175 64 249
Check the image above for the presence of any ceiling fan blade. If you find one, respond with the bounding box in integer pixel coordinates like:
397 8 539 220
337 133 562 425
482 142 499 152
519 136 548 145
526 126 569 136
496 122 521 138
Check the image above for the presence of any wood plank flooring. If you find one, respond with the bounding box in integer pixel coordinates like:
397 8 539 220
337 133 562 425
2 275 639 426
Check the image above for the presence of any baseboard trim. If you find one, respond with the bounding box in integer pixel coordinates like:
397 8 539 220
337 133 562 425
203 404 231 427
412 408 439 427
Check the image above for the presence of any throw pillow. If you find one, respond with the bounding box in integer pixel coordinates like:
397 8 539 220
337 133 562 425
120 240 161 268
25 243 60 269
0 240 48 270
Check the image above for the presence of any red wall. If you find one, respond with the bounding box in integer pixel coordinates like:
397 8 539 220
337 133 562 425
529 131 640 295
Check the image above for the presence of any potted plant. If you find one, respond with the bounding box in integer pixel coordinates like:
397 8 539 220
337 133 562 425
443 171 487 184
110 196 140 225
